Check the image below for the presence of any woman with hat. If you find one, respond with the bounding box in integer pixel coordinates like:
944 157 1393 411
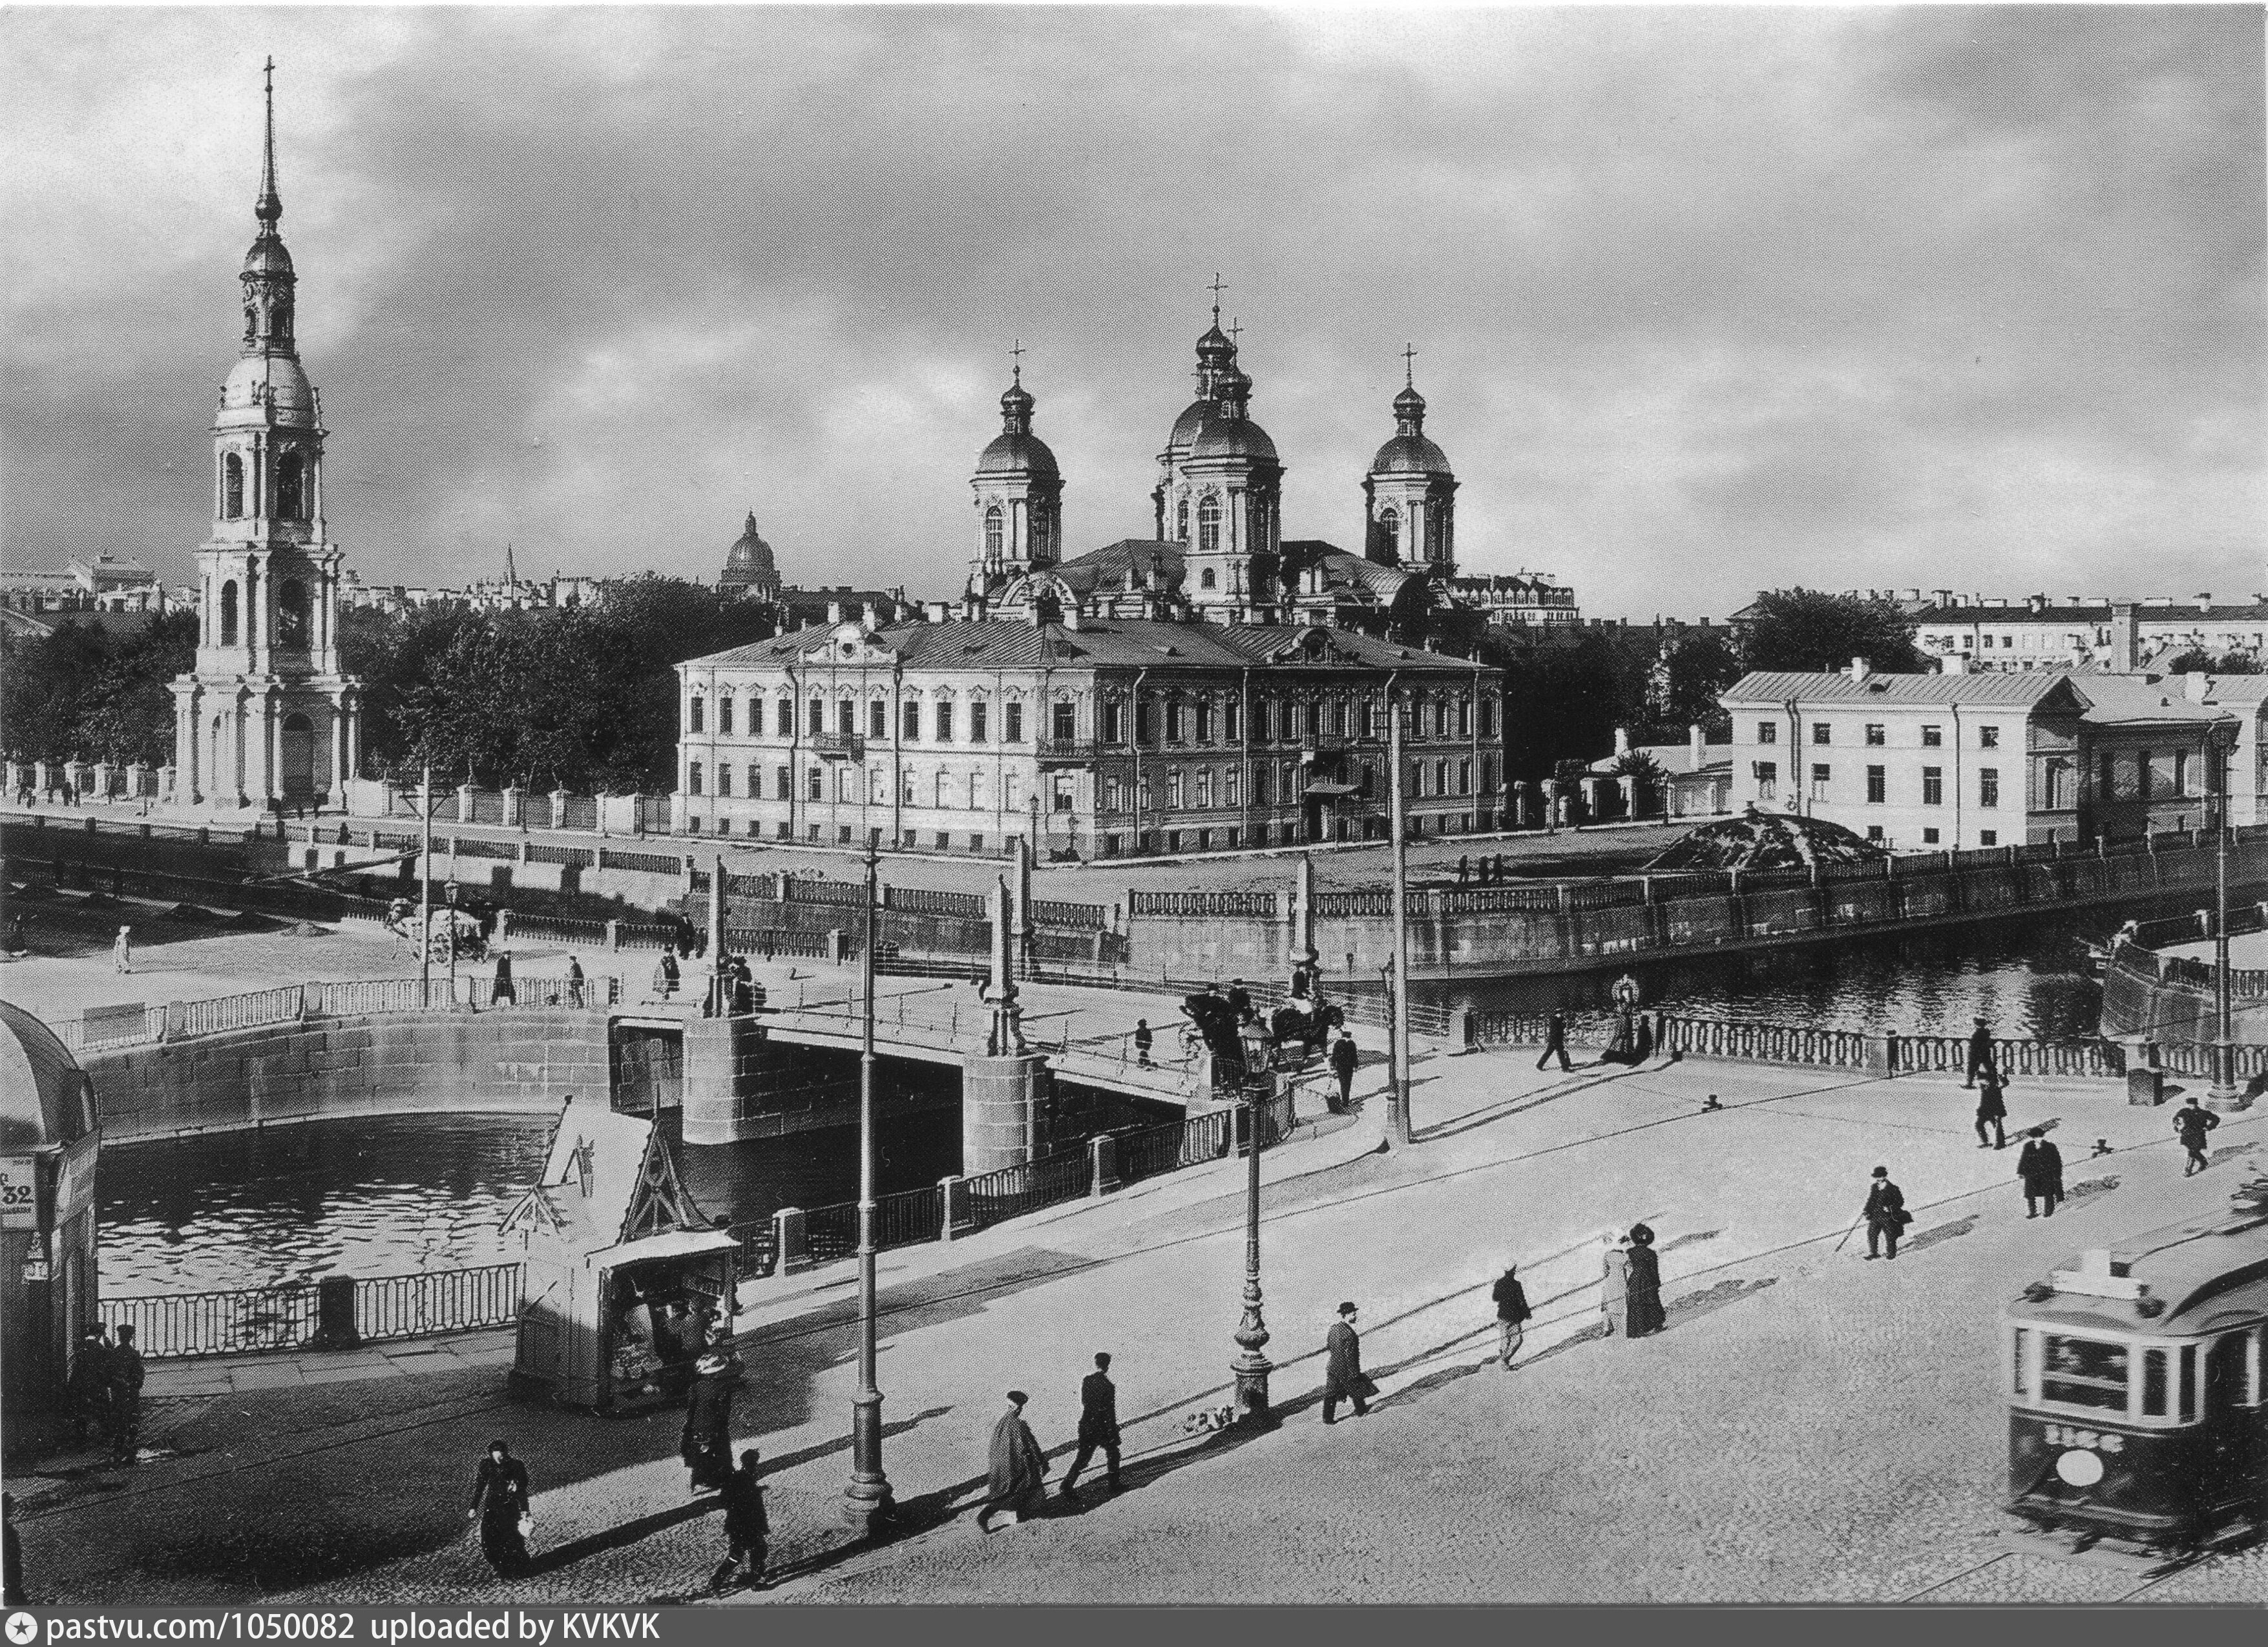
1624 1224 1666 1338
682 1348 740 1493
1599 1231 1632 1336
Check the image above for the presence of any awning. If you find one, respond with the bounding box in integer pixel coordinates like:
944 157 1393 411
587 1228 740 1266
1303 780 1363 798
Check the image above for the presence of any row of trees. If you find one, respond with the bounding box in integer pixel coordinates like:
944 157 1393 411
0 610 198 766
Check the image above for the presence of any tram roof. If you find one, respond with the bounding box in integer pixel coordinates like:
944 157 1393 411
2006 1212 2268 1334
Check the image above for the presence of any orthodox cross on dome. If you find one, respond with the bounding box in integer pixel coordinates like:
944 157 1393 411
1009 336 1025 384
257 56 282 224
1208 271 1228 322
1402 342 1418 387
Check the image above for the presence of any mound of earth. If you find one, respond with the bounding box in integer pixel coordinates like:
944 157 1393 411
1644 808 1891 873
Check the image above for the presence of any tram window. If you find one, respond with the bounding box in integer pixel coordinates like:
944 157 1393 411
2203 1336 2245 1413
2142 1348 2168 1416
2011 1330 2028 1397
2179 1344 2198 1421
2041 1335 2129 1412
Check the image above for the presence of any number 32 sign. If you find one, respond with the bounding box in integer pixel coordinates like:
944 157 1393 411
0 1157 39 1231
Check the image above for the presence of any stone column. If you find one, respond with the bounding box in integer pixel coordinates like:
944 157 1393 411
502 786 523 829
91 762 114 801
962 1049 1051 1175
456 783 478 824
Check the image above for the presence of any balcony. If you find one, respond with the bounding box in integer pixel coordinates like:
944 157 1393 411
1036 737 1108 764
814 733 865 761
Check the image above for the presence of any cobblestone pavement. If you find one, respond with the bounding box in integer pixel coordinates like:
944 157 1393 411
8 1043 2263 1604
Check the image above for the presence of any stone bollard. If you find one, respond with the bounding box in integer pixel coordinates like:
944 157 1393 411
2124 1039 2164 1106
826 928 848 965
1089 1133 1122 1198
938 1175 975 1241
1447 1004 1477 1054
1864 1034 1897 1077
605 919 622 952
311 1274 361 1350
773 1206 811 1275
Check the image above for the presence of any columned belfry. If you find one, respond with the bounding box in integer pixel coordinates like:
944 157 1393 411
1363 348 1458 580
171 61 359 811
967 344 1063 598
1153 284 1283 624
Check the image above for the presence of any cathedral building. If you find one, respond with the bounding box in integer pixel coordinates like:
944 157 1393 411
169 67 359 812
673 313 1507 858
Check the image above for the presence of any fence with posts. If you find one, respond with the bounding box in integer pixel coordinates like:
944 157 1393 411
101 1263 523 1359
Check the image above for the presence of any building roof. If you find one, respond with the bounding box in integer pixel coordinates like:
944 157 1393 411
1917 600 2268 624
688 615 1489 676
0 1001 98 1151
2060 674 2240 727
1723 670 2081 708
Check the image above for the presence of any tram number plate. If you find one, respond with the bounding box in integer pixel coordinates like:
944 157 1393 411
2041 1423 2123 1453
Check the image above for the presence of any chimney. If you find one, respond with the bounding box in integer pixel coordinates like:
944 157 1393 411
2184 671 2210 703
1613 728 1631 757
1900 589 1920 602
1689 724 1706 766
859 603 879 633
1849 656 1872 682
1932 589 1954 607
925 600 951 624
2028 593 2047 614
2111 601 2139 672
1941 653 1968 676
826 600 845 625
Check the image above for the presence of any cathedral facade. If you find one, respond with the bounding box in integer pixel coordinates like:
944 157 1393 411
169 68 359 812
673 315 1508 858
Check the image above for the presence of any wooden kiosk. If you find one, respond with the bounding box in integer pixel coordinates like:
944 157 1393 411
505 1096 740 1412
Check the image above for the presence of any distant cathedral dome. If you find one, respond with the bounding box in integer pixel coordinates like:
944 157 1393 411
720 512 781 593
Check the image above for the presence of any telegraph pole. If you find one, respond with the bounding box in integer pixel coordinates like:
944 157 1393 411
1385 675 1412 1146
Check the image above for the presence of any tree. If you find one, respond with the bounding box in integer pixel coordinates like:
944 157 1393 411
1640 627 1741 742
1736 589 1925 675
0 611 194 765
2166 646 2261 676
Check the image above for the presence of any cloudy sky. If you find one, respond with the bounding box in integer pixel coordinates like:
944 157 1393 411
3 5 2261 618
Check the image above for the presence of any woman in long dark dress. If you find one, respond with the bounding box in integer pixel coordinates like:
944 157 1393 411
1624 1224 1666 1338
467 1440 532 1577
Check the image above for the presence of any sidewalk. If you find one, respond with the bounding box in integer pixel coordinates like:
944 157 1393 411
19 1033 2255 1606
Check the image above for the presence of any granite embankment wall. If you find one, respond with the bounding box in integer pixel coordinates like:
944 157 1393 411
80 1009 609 1145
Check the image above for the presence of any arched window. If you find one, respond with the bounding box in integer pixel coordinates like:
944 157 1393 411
1379 507 1401 555
275 452 304 520
1175 498 1189 541
224 454 245 519
276 579 308 647
1198 494 1221 555
984 505 1004 561
1200 567 1218 590
220 580 240 646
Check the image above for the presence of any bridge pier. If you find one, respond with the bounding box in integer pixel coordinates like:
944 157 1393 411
681 1014 775 1145
962 1051 1051 1175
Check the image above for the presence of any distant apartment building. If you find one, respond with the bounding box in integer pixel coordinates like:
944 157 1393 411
1721 660 2242 850
0 554 180 616
1904 592 2268 673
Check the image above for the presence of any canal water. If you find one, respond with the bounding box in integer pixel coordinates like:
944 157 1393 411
98 893 2190 1298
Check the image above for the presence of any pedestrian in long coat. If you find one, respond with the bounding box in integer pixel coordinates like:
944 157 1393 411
3 1492 25 1605
108 1323 145 1462
1328 1032 1359 1113
1964 1017 1998 1088
658 950 680 1000
467 1439 532 1577
491 949 516 1005
1323 1302 1372 1423
111 926 132 974
1974 1072 2009 1149
1491 1263 1532 1369
1864 1166 1909 1260
2017 1129 2064 1218
682 1352 737 1493
66 1325 110 1445
2174 1099 2221 1175
565 956 585 1009
1133 1019 1154 1066
708 1449 769 1593
976 1391 1049 1530
1599 1232 1632 1334
1536 1011 1573 1073
1624 1225 1666 1337
1060 1352 1123 1495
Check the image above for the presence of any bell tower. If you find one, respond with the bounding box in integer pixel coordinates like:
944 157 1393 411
1363 348 1458 580
171 61 360 812
967 344 1063 598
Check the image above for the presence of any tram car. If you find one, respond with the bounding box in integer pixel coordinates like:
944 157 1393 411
2002 1182 2268 1554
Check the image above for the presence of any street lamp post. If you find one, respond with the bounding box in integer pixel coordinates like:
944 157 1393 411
1385 677 1413 1147
2209 726 2242 1107
417 758 434 1009
842 836 894 1531
1229 1066 1274 1426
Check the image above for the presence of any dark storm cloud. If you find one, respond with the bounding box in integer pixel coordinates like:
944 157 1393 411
3 6 2259 616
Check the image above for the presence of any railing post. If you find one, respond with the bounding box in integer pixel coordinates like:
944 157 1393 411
938 1175 974 1241
774 1206 811 1275
1089 1134 1121 1198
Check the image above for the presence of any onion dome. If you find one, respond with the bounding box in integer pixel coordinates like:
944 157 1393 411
1370 379 1452 476
1190 368 1277 462
976 368 1059 478
0 1000 98 1150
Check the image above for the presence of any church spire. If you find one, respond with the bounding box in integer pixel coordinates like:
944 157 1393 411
255 56 282 226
